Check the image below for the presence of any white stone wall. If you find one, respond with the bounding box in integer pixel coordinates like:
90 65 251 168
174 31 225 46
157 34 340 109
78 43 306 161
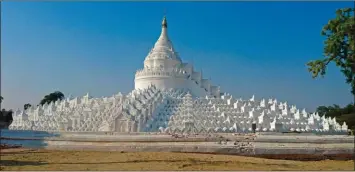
9 86 164 133
135 75 186 91
8 88 349 135
143 92 349 134
135 74 210 97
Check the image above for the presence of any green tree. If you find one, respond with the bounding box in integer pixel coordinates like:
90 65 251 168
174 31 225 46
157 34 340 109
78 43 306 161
342 103 355 114
327 104 342 117
0 96 3 103
316 104 355 132
0 108 13 128
40 91 65 105
24 103 32 110
307 7 355 104
316 106 329 116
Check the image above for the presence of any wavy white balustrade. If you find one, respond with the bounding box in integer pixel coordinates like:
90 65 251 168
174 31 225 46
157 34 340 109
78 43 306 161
10 88 348 134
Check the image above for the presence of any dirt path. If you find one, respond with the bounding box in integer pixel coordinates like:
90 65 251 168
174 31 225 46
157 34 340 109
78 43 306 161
1 148 353 171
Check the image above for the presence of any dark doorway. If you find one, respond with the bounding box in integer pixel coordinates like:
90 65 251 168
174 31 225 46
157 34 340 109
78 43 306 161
252 123 256 133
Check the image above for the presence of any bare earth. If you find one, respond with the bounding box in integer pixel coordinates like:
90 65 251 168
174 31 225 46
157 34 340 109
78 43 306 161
1 148 354 171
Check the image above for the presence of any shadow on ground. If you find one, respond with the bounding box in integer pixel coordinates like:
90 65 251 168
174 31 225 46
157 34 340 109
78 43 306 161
0 160 46 167
0 150 49 156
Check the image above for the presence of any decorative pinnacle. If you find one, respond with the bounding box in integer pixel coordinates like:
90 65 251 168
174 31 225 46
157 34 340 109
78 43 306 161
162 16 168 28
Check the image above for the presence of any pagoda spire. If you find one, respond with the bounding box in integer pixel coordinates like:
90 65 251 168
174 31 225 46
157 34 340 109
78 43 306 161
162 9 167 28
160 16 168 40
162 16 167 28
141 15 181 69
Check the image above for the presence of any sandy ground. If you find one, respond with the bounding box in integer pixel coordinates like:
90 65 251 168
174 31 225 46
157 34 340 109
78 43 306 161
1 148 354 171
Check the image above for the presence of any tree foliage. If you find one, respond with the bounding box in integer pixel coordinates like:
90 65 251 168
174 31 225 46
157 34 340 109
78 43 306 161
307 8 355 102
317 104 354 117
24 103 32 110
40 91 65 105
0 96 3 103
0 109 13 127
316 104 355 131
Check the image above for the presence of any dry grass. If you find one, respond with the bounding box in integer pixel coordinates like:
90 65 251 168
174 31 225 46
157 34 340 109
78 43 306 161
0 149 354 171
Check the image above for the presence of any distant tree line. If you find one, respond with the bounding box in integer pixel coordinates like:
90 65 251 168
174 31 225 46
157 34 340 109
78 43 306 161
316 104 355 131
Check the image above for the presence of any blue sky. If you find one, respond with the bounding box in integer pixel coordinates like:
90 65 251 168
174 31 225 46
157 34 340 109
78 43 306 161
1 1 353 111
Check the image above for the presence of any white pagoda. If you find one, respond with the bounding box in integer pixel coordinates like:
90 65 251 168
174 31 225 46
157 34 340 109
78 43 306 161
9 17 348 134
